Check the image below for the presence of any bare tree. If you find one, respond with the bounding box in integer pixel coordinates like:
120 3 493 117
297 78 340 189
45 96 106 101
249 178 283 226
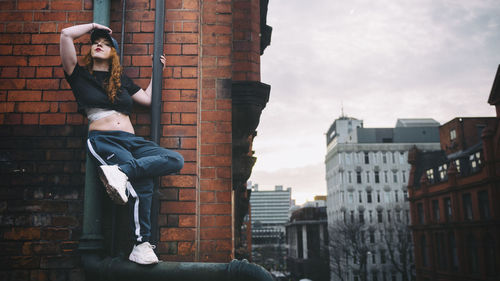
329 219 373 281
382 217 416 281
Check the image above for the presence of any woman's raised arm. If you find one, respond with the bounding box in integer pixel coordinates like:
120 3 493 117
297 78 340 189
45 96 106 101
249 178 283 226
60 23 112 74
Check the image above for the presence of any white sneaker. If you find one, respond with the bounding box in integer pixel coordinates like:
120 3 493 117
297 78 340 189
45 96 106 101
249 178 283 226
98 165 128 205
129 242 159 264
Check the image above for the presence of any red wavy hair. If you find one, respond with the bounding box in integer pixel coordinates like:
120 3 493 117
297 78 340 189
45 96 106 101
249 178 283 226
83 48 122 102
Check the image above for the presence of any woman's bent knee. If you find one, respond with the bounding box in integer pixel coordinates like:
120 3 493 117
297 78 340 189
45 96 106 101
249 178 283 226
172 152 184 171
162 150 184 172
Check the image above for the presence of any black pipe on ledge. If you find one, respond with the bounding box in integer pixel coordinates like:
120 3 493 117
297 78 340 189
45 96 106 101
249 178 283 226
81 254 273 281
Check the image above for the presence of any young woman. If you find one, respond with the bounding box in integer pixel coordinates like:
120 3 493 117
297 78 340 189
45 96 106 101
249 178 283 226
60 23 184 264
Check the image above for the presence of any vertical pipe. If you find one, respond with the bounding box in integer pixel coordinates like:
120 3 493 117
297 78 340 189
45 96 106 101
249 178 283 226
80 0 111 252
150 0 165 244
120 0 126 63
93 0 110 25
151 0 165 142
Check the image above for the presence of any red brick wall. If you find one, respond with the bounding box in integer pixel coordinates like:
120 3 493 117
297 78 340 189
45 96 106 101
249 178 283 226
198 0 234 262
0 0 265 277
232 0 260 81
439 117 496 155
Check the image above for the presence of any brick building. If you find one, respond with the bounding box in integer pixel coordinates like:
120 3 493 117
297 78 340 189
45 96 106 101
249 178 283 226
0 0 272 279
407 69 500 281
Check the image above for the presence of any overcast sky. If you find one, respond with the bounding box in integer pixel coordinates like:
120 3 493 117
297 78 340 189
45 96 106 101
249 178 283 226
248 0 500 204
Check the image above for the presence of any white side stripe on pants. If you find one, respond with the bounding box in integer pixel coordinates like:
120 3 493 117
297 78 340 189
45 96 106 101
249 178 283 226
87 138 142 242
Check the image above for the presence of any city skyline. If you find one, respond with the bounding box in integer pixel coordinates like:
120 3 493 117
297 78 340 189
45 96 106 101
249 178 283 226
249 0 500 204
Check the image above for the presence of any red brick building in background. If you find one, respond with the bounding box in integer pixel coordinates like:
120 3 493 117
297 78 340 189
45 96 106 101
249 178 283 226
407 68 500 280
0 0 271 279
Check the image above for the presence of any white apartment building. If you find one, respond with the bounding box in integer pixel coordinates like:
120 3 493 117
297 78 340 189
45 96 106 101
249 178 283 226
325 117 441 281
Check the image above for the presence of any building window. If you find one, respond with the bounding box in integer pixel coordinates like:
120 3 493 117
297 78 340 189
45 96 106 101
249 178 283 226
463 193 473 220
478 190 490 219
387 210 391 223
384 191 391 203
432 200 440 222
383 153 387 164
417 203 424 224
437 233 447 270
402 170 406 183
359 191 363 203
380 249 386 264
396 210 401 222
393 171 398 183
484 234 497 276
365 152 369 164
367 191 372 203
438 164 447 181
392 152 396 163
448 232 459 271
350 211 355 223
404 191 409 201
356 171 362 184
421 235 428 267
348 192 354 204
366 171 370 183
372 251 376 264
455 159 461 173
444 197 452 222
377 191 381 203
450 129 456 140
369 210 373 223
359 211 364 223
348 171 352 183
426 169 434 182
377 210 383 223
394 190 399 202
384 171 388 183
467 234 479 273
369 230 375 243
375 171 380 183
469 152 482 172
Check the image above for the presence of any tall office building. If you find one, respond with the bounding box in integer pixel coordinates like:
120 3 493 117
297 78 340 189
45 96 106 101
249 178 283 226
325 117 441 281
250 185 292 226
250 185 292 269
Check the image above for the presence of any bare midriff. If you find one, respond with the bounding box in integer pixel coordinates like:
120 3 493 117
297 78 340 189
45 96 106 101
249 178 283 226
88 112 134 134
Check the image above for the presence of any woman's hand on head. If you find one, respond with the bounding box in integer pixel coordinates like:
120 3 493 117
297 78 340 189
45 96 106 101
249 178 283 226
92 23 112 34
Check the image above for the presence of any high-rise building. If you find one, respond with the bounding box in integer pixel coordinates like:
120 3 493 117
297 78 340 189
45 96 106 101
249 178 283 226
325 117 441 281
250 184 292 270
250 185 292 227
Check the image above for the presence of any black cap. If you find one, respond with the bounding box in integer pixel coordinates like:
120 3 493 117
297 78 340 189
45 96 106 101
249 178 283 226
90 29 119 53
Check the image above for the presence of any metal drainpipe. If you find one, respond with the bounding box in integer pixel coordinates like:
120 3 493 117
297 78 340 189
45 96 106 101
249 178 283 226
149 0 165 244
79 0 111 254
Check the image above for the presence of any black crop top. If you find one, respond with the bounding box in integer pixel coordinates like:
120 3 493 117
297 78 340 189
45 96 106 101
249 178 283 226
64 64 141 116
